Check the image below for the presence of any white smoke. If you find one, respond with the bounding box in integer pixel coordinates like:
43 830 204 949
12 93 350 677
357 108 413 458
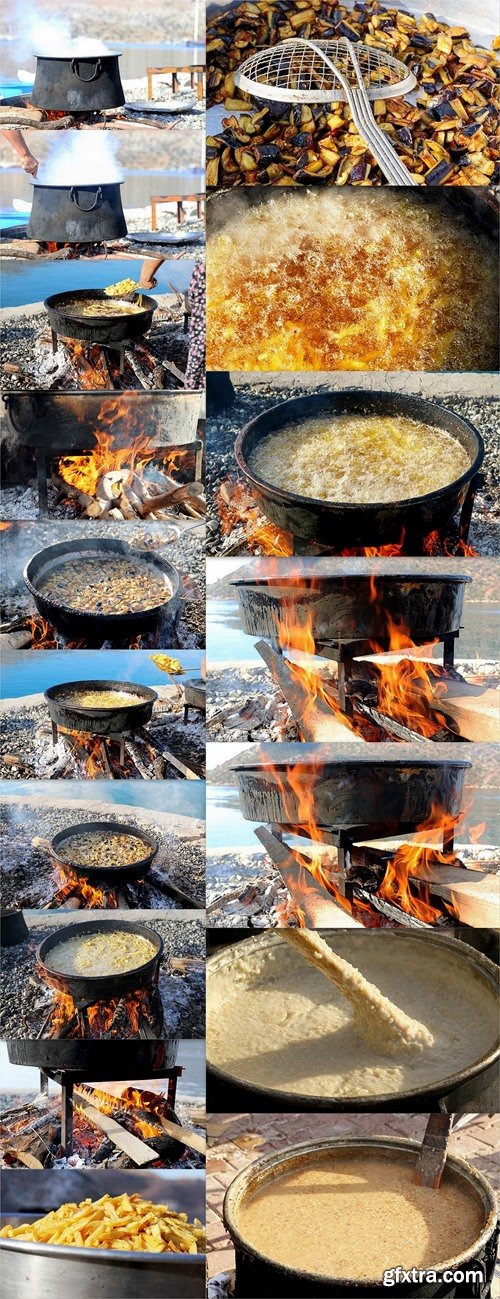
37 133 123 185
7 2 111 60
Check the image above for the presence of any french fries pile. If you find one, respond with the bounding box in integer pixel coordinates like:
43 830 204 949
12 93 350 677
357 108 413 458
104 278 139 297
0 1193 206 1255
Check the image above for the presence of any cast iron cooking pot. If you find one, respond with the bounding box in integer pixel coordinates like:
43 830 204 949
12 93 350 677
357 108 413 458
24 538 181 641
37 917 163 1005
206 931 500 1112
44 289 158 345
234 392 484 551
44 679 158 736
231 563 471 645
6 1036 178 1074
27 180 127 243
232 750 471 837
50 819 159 882
29 52 125 112
224 1137 499 1298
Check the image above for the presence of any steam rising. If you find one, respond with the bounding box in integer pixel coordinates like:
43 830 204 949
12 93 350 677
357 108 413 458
9 2 111 59
37 134 123 186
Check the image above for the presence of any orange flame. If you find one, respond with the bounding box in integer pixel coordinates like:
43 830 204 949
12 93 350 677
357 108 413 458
56 395 189 502
424 530 478 558
378 801 463 924
217 479 292 555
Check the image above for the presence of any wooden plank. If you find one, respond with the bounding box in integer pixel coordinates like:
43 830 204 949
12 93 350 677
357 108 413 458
159 1117 206 1156
407 862 500 929
433 682 500 744
255 826 362 927
254 640 364 743
75 1099 158 1166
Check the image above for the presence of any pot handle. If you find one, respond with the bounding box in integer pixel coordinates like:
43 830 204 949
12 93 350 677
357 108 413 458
70 57 102 81
70 186 103 212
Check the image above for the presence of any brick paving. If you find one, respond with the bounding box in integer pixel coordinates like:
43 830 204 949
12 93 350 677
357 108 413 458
207 1112 500 1293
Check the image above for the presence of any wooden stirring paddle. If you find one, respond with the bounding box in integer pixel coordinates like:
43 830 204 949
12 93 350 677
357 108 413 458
413 1114 453 1189
278 928 434 1059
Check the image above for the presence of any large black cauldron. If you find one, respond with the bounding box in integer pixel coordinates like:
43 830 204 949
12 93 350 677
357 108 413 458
235 392 484 552
30 53 125 112
27 181 126 243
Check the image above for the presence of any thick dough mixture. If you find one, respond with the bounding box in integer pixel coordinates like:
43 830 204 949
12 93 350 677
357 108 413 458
206 190 499 371
207 932 498 1098
237 1151 485 1279
248 415 471 503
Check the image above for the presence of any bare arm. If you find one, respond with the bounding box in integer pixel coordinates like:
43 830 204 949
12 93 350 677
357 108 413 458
1 130 39 175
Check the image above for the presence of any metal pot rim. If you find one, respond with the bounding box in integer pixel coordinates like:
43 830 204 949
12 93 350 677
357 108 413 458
231 569 472 587
231 755 472 772
31 180 124 189
235 393 484 515
207 931 499 1105
37 917 163 986
24 539 180 627
0 1234 203 1267
223 1135 498 1287
33 52 123 60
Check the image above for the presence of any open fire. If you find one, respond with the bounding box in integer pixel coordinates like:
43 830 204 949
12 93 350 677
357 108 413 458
251 758 486 930
216 478 478 558
1 1074 202 1169
41 984 164 1039
228 567 496 746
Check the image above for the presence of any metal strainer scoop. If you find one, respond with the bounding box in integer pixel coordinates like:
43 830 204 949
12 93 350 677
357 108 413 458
235 37 418 185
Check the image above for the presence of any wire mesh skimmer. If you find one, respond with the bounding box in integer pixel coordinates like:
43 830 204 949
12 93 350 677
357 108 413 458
235 37 418 185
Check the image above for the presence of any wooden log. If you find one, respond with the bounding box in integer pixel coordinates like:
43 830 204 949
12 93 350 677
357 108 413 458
0 108 44 124
51 470 95 512
124 740 154 780
254 640 364 743
255 826 362 928
74 1098 158 1166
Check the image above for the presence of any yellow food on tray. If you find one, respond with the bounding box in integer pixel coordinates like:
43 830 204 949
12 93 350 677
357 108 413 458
0 1194 206 1254
104 278 139 297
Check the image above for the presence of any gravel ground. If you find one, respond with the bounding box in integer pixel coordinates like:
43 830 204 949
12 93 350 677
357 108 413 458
206 387 500 556
0 913 206 1038
0 690 206 781
0 307 190 392
0 796 205 910
0 519 205 650
123 78 204 130
207 663 299 742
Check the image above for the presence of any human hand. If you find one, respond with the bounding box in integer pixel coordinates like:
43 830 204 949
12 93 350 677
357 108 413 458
138 274 158 291
21 153 38 176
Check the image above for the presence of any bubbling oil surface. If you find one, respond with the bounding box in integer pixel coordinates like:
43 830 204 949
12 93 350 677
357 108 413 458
206 191 499 371
248 414 472 502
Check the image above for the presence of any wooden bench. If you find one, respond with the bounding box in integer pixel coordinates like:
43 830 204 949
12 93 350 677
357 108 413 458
150 193 205 231
147 64 205 102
